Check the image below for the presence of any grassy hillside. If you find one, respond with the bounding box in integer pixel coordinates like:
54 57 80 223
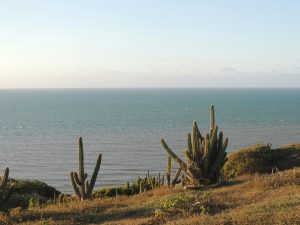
0 144 299 225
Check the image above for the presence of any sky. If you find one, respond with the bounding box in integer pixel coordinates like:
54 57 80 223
0 0 300 88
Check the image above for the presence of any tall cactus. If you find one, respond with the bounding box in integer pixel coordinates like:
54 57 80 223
0 167 14 206
161 105 228 186
70 137 102 200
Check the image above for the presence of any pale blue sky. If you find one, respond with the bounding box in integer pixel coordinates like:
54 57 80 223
0 0 300 88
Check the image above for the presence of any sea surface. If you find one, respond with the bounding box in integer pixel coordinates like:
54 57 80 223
0 88 299 192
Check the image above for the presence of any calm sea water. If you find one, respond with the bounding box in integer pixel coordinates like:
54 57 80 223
0 88 299 192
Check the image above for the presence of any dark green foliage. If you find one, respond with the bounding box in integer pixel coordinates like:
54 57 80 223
161 105 228 186
70 137 102 200
1 178 60 209
0 168 14 207
10 179 60 198
272 144 300 170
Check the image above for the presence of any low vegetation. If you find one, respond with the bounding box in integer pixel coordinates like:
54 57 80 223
223 143 300 178
0 143 297 224
3 179 60 210
0 166 298 225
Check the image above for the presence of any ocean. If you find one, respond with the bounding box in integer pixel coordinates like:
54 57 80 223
0 88 299 192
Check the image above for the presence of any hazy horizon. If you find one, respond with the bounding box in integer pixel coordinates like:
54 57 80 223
1 1 300 88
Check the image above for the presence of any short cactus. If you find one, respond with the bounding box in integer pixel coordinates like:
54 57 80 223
0 167 14 206
137 171 164 193
70 137 102 200
161 105 228 186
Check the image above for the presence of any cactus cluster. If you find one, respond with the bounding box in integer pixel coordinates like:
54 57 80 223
166 156 182 188
137 170 164 193
161 105 228 186
53 193 65 205
0 168 14 206
94 171 165 198
70 137 102 200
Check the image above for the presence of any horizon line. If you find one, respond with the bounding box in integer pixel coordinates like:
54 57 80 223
0 87 300 90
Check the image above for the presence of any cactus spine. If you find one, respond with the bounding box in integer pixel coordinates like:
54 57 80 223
161 105 228 186
0 167 14 205
70 137 102 200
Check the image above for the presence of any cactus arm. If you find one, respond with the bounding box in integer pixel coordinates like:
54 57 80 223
192 121 198 157
187 133 192 154
171 167 182 187
87 154 102 196
210 105 215 131
209 126 218 151
70 172 81 199
0 168 9 189
166 156 171 187
3 183 14 203
85 181 90 198
209 126 219 161
207 137 228 178
207 151 226 178
193 121 203 141
161 138 188 173
217 132 223 154
78 137 86 199
78 137 84 177
0 168 14 205
202 136 210 175
73 172 81 186
158 173 161 187
150 177 154 189
147 170 151 184
58 193 64 204
185 150 194 162
139 182 144 193
220 157 228 169
223 138 229 151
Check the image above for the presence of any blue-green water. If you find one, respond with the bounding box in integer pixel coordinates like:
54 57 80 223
0 89 299 192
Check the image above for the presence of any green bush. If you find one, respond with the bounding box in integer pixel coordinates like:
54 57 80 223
162 195 188 209
222 143 275 178
156 192 210 217
3 179 60 209
9 179 60 198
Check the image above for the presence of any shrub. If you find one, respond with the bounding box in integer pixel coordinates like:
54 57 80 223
162 195 188 210
160 192 210 215
222 143 275 178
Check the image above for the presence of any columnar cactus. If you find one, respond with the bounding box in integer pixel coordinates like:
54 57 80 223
166 156 182 188
0 167 14 205
70 137 102 200
161 105 228 186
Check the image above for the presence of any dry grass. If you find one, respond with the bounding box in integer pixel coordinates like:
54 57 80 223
0 167 299 225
